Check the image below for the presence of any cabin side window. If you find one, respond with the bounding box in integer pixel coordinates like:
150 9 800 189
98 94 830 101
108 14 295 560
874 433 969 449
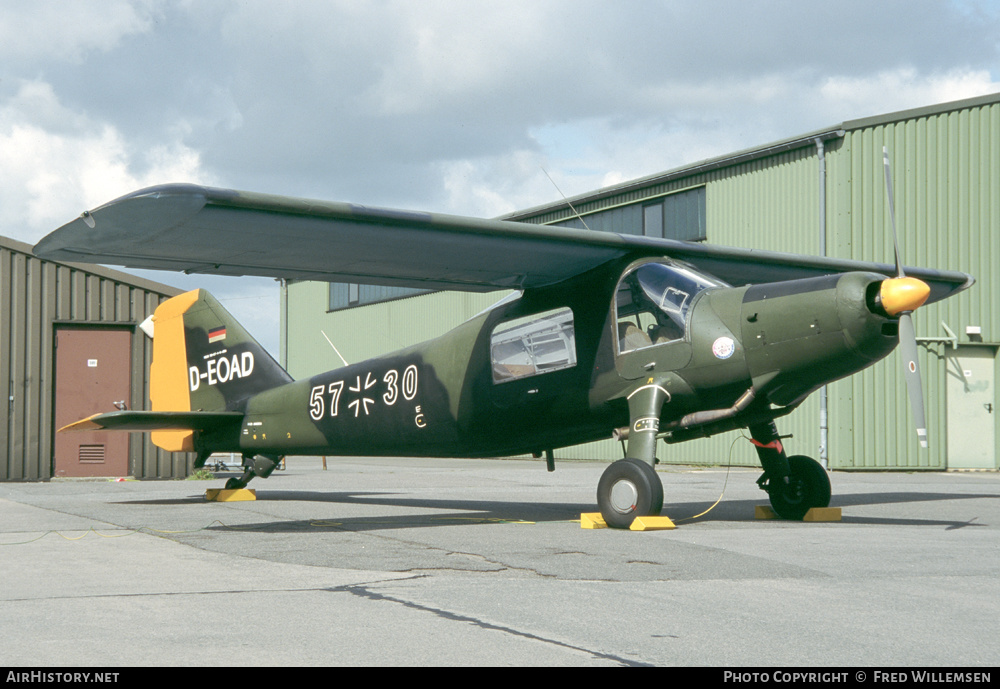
490 308 577 383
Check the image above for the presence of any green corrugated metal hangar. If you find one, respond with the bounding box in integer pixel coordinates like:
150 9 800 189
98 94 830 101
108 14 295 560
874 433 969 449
282 92 999 471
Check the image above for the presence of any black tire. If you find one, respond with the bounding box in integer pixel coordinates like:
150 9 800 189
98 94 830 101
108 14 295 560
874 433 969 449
597 458 664 529
768 455 831 520
224 477 246 490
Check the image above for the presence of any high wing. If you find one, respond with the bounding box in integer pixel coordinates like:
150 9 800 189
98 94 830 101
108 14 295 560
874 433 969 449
34 184 973 302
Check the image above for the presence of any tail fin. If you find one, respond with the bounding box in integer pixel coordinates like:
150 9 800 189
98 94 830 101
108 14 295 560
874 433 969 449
147 289 291 451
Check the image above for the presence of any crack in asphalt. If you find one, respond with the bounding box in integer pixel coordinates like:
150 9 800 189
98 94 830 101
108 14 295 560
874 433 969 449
330 582 653 667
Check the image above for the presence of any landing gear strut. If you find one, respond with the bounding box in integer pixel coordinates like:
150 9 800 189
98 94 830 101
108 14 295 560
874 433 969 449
225 454 282 490
596 381 669 528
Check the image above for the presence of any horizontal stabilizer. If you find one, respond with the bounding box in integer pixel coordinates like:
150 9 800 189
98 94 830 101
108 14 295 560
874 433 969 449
61 411 243 434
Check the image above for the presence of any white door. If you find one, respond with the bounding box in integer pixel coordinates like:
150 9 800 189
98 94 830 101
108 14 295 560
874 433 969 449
946 347 996 469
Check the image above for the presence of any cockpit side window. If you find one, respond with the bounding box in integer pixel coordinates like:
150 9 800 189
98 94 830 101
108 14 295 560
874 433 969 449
615 261 723 354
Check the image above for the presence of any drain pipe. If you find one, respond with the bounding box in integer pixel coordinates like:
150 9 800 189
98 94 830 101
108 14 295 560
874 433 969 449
280 278 289 370
815 137 829 469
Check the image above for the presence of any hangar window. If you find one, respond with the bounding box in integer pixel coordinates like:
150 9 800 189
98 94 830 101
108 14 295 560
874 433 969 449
642 187 706 241
551 186 706 241
490 308 577 383
329 283 430 311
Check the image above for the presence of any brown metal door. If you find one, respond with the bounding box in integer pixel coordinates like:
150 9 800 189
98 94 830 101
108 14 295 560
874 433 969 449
53 328 132 477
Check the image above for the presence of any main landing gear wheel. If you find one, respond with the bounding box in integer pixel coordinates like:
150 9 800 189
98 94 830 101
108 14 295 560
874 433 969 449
597 458 664 529
767 455 831 520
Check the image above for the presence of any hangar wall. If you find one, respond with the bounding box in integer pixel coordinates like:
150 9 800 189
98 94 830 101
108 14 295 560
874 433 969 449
283 93 999 471
828 105 999 469
1 236 191 480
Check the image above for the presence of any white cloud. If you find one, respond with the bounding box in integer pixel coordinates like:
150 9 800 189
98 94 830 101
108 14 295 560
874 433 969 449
363 1 553 117
0 0 154 64
819 68 1000 118
0 80 212 243
0 0 995 358
434 64 1000 223
439 150 557 219
16 0 986 220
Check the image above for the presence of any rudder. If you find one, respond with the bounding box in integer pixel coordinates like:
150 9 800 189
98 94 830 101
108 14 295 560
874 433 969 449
146 289 291 451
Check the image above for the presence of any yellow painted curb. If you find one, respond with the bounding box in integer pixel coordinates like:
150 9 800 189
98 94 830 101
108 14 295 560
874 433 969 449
580 512 607 529
206 488 257 502
629 516 676 531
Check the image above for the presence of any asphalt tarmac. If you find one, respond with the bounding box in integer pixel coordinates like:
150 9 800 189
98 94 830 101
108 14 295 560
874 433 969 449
1 457 997 667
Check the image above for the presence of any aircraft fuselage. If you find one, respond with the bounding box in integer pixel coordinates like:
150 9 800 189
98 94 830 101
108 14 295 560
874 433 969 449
217 259 899 461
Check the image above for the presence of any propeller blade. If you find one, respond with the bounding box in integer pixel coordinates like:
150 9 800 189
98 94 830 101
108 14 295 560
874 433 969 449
884 146 927 448
897 312 928 448
883 146 906 278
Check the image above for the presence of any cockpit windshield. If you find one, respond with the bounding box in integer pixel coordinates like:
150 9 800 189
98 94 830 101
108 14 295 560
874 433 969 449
615 261 725 353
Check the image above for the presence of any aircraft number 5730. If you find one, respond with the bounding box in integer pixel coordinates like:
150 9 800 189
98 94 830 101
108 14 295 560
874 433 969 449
309 365 418 421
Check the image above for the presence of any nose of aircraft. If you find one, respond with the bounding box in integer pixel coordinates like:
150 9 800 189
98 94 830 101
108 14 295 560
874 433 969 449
877 276 930 316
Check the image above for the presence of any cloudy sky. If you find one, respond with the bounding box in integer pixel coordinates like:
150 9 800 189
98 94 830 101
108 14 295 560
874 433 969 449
3 0 999 356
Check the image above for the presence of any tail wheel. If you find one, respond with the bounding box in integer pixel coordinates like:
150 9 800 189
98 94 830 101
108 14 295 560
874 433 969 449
597 458 664 529
768 455 831 520
223 454 281 491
